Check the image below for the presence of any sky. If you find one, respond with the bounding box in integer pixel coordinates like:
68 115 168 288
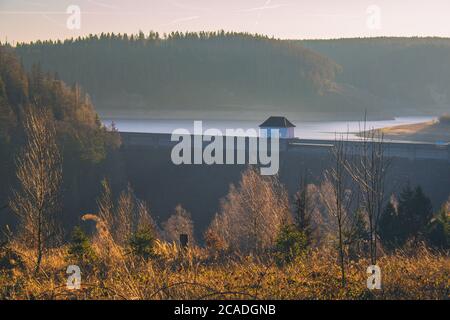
1 0 450 43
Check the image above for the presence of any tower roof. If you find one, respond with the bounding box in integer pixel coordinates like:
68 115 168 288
259 116 295 128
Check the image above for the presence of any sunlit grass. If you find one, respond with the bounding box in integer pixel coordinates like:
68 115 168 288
1 241 448 300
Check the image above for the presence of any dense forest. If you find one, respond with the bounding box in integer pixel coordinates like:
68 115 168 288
0 46 123 231
301 37 450 113
14 31 380 119
13 33 450 119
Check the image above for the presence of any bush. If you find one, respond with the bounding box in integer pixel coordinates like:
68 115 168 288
379 185 433 249
128 227 156 260
274 224 308 265
209 167 290 254
0 243 25 274
67 227 96 264
162 205 195 246
204 229 227 255
425 208 449 250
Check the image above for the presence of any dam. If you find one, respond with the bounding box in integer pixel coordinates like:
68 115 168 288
120 132 450 162
118 132 450 240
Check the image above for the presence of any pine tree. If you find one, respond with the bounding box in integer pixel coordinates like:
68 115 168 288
379 185 433 249
399 186 433 242
425 207 449 250
68 226 96 263
379 202 400 249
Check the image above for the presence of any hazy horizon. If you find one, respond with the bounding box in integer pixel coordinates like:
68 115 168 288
2 0 450 44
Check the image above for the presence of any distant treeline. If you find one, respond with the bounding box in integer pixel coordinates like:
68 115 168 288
14 31 350 114
12 33 450 118
300 37 450 110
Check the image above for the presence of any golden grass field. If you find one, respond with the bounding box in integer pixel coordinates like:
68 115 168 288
1 240 448 300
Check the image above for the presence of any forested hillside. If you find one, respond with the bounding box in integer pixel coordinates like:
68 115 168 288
13 34 450 119
300 38 450 114
15 31 377 119
0 46 123 230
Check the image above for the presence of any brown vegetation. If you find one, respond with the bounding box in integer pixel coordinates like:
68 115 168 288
0 240 448 300
1 166 448 300
375 116 450 143
9 107 62 273
1 114 449 300
206 167 290 254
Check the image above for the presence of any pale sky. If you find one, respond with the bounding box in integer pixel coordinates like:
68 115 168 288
1 0 450 43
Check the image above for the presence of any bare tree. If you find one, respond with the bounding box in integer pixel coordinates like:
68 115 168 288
294 174 315 245
136 200 159 237
96 181 158 245
115 184 137 245
163 205 195 246
320 135 353 287
345 121 389 265
97 178 114 236
86 180 158 261
10 106 62 273
208 166 291 254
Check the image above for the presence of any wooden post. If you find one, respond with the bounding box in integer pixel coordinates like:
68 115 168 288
179 234 188 249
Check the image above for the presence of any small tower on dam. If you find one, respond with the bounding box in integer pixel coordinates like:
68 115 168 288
259 116 296 139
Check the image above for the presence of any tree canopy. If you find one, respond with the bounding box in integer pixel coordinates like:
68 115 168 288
15 31 341 115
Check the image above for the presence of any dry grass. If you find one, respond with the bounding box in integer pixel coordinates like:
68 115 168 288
1 241 448 300
376 118 450 143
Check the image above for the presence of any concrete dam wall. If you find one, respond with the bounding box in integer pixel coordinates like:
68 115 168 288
120 132 450 240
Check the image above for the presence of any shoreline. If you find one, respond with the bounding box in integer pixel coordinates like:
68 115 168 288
359 120 450 144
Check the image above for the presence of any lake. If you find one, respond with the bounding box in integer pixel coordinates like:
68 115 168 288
102 116 435 140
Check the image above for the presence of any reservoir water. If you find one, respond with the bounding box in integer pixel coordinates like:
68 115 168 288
102 116 435 140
